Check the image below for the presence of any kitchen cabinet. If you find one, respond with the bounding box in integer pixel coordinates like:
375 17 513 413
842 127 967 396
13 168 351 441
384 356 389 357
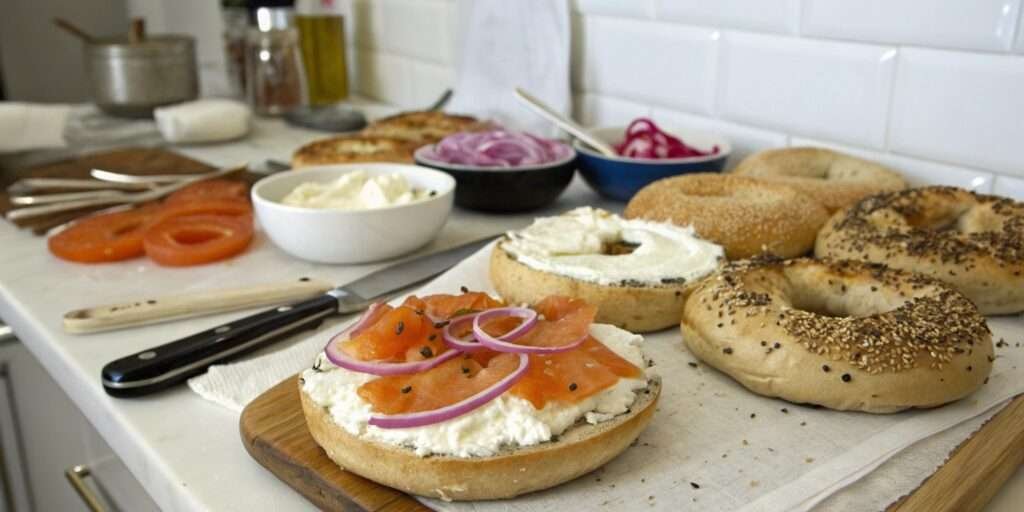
0 326 157 512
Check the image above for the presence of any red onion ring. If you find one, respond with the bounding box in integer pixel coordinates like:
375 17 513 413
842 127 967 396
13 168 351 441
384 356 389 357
422 130 571 167
368 353 529 429
473 307 584 354
441 314 488 352
324 303 458 376
614 118 719 159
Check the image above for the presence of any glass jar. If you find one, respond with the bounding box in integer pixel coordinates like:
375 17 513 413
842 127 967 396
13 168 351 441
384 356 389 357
245 7 307 116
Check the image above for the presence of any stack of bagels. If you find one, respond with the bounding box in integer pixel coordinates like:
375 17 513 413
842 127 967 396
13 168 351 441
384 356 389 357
493 145 1024 414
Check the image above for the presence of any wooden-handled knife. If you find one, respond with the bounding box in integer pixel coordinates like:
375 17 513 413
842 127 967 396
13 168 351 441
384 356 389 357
100 236 495 398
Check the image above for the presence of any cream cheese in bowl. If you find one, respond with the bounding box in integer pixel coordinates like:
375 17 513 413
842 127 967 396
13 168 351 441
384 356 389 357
281 170 433 210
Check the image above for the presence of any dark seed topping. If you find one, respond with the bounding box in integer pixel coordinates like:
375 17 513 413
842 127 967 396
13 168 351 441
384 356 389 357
841 373 852 382
723 347 733 355
460 286 470 293
966 365 972 372
688 362 699 368
690 482 700 489
395 321 405 335
299 277 310 282
434 320 450 329
773 342 781 349
419 346 433 358
780 408 789 414
461 367 470 374
428 334 437 341
569 382 578 392
822 365 831 372
401 386 412 394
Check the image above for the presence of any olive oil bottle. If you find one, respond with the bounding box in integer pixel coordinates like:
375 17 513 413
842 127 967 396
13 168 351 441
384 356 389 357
295 8 348 105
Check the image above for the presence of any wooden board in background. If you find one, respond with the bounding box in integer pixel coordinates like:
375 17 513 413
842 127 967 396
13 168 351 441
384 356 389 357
241 375 1024 512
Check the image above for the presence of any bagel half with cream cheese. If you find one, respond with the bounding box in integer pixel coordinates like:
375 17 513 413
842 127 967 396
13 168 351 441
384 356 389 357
491 207 725 332
681 257 992 413
299 292 659 500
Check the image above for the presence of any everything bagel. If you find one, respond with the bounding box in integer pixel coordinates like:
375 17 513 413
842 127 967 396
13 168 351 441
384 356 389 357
816 186 1024 315
681 257 992 413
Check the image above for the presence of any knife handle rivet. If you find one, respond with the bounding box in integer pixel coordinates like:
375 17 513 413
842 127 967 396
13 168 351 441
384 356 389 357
276 306 293 312
214 326 231 334
138 351 156 360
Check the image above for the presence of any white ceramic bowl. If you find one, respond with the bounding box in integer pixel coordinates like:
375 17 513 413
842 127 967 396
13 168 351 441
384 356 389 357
251 163 456 264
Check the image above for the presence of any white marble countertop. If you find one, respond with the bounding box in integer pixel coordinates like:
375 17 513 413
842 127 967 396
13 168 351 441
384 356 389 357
0 117 1020 511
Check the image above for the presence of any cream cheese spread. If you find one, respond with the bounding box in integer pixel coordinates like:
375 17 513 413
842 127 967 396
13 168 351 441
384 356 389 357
301 323 650 458
501 207 724 286
281 170 429 210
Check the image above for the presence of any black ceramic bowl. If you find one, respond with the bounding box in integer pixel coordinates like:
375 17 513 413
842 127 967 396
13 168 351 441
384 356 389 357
413 145 577 212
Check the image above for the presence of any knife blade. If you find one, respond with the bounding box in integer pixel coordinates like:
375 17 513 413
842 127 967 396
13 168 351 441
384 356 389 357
100 235 496 397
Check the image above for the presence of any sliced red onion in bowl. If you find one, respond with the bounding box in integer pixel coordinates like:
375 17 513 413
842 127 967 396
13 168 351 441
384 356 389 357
424 130 571 168
368 353 530 429
614 117 718 159
473 307 585 354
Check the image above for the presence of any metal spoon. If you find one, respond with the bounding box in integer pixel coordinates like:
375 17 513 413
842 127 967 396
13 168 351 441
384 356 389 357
11 189 128 206
90 168 222 184
513 87 617 157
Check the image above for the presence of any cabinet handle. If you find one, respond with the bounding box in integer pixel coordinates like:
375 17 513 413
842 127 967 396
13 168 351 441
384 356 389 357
64 465 108 512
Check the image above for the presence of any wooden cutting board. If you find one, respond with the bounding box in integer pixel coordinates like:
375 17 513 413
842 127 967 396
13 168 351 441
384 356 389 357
0 147 263 234
240 375 1024 512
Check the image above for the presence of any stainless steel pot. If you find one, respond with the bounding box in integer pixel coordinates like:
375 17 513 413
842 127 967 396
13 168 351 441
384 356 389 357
87 35 199 118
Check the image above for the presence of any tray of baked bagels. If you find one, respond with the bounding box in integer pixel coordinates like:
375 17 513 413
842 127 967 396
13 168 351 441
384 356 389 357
240 124 1024 512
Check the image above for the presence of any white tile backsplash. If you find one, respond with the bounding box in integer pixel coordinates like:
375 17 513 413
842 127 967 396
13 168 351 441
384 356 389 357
410 61 455 108
353 50 412 107
889 48 1024 178
574 93 652 128
654 0 799 35
572 0 653 19
801 0 1021 52
790 137 995 192
577 16 718 114
718 32 896 149
382 0 454 65
994 175 1024 199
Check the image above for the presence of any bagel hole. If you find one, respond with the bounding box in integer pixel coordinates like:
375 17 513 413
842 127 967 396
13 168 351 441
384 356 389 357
602 241 638 256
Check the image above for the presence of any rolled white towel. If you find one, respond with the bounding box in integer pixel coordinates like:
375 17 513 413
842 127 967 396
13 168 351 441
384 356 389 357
0 102 71 153
154 99 251 144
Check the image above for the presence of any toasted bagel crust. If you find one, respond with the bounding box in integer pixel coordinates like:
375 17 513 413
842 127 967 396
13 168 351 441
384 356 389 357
300 376 660 500
361 111 492 143
733 147 906 213
291 135 420 168
681 258 992 413
490 242 694 333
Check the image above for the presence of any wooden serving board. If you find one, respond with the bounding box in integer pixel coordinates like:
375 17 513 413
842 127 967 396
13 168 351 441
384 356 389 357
240 374 1024 512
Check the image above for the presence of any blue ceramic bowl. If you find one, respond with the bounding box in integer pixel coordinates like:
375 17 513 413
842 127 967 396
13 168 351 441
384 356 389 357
574 126 731 201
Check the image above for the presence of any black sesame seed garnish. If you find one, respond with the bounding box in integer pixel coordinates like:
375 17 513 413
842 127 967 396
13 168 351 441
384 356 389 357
395 321 405 335
429 190 437 197
723 347 733 355
822 365 831 373
420 346 433 358
569 382 578 392
717 323 724 328
299 277 310 282
461 366 470 374
401 386 412 394
750 413 756 419
966 365 972 372
428 334 437 341
690 482 700 489
434 321 450 329
147 299 157 304
760 341 767 347
780 408 788 414
460 286 470 293
773 342 781 349
688 362 699 368
841 373 852 382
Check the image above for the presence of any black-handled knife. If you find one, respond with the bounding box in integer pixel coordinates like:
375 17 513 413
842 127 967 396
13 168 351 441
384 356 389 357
101 236 496 397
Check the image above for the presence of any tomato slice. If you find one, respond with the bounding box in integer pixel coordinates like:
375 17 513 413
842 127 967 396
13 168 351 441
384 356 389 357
48 205 162 263
165 179 250 206
151 199 253 226
143 215 253 266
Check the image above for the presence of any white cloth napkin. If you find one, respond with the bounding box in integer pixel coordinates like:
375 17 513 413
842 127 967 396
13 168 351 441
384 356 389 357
0 102 71 153
154 99 251 144
447 0 571 137
189 244 1024 511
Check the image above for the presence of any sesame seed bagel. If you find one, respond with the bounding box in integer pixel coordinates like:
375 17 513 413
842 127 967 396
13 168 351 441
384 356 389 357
816 186 1024 315
300 376 660 500
681 258 992 413
624 173 830 260
732 147 907 213
490 242 696 333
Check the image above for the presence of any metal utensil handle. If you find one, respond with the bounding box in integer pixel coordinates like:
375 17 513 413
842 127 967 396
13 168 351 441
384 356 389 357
513 87 618 156
64 465 107 512
101 293 341 397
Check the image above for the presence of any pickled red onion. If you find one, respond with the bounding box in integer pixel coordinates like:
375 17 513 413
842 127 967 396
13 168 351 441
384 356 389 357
422 130 571 167
614 118 718 159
